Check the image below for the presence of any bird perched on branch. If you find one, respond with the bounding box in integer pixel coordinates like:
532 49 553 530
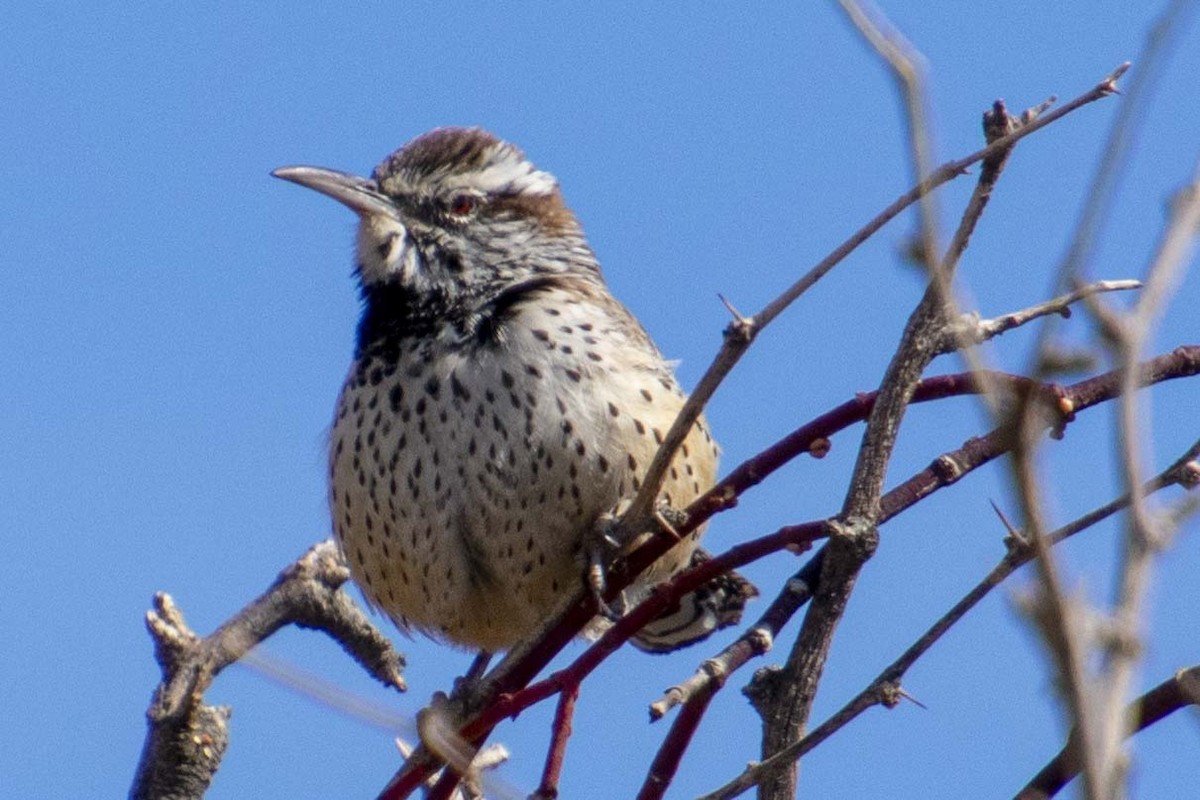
275 127 755 654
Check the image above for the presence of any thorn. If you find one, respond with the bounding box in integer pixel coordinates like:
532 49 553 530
989 499 1017 533
990 499 1030 554
717 293 748 324
897 687 928 710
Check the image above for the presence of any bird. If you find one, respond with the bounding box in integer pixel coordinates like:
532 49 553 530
274 127 755 654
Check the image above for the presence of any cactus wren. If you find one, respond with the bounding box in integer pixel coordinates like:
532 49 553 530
274 128 754 654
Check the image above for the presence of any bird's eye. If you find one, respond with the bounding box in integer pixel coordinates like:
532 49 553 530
447 194 478 217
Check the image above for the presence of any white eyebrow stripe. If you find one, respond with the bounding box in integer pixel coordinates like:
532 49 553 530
442 157 558 196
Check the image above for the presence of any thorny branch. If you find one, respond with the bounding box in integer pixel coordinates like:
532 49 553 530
644 279 1143 729
701 440 1200 800
748 2 1002 795
386 347 1200 799
1013 5 1197 793
617 56 1130 534
378 61 1135 799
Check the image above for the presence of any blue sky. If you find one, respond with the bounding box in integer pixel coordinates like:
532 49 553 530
3 3 1198 798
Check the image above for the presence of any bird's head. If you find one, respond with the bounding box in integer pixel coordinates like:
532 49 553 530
274 128 598 314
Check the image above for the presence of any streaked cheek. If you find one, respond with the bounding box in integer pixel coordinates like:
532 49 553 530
357 217 417 284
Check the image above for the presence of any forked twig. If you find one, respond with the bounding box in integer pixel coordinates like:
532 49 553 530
617 57 1130 535
131 541 405 800
648 276 1139 719
381 340 1199 799
700 439 1200 800
640 356 1196 800
378 61 1136 800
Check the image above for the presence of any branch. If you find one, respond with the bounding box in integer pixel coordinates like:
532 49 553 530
701 438 1200 800
1016 7 1200 774
131 541 405 800
938 279 1142 355
379 346 1199 799
531 684 579 800
375 58 1140 795
1087 158 1200 793
1009 10 1196 791
616 56 1129 537
637 675 719 800
652 279 1141 729
750 4 1018 794
1015 665 1200 800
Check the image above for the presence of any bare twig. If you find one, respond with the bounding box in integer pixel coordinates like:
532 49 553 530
131 540 405 800
240 648 416 736
531 684 579 800
1015 7 1200 772
939 279 1142 355
617 56 1130 537
1011 12 1195 794
1088 159 1200 794
636 677 719 800
1005 36 1177 797
393 737 515 800
701 439 1200 800
378 345 1198 799
748 4 1010 795
376 59 1138 800
837 0 942 270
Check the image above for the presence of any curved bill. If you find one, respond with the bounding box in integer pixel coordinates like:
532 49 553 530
272 165 399 220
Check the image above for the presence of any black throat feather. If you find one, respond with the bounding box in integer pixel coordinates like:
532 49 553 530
356 273 571 363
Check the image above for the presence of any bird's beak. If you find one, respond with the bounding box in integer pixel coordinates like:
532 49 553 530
272 165 399 220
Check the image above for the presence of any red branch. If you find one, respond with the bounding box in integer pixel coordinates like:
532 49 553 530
533 683 580 799
475 522 829 732
632 349 1199 799
379 346 1200 799
636 670 720 800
